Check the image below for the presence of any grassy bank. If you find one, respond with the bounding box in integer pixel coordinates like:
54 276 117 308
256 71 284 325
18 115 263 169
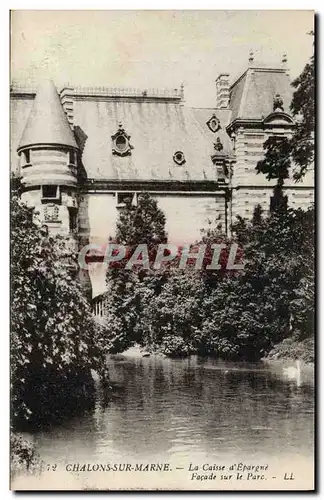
264 337 314 365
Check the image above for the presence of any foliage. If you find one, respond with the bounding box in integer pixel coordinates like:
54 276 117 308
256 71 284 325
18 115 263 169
256 135 290 212
139 269 205 355
115 192 167 249
257 34 314 184
290 35 315 180
100 191 314 362
11 433 41 477
11 196 108 429
103 193 168 352
256 136 291 183
265 337 314 364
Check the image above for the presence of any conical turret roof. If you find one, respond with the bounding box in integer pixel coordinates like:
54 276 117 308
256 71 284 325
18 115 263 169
18 79 78 150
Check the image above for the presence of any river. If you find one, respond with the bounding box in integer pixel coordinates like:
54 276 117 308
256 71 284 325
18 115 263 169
25 354 314 490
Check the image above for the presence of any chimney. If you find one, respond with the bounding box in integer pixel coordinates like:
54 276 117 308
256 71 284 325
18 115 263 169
215 73 230 109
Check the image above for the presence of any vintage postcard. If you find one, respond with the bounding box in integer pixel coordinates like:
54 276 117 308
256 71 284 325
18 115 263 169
10 10 315 491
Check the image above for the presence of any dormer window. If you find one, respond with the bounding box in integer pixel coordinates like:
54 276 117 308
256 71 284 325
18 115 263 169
112 122 133 157
173 151 186 166
42 185 60 201
206 114 221 133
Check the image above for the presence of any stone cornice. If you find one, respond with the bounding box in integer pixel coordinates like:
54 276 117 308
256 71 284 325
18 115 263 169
81 179 229 193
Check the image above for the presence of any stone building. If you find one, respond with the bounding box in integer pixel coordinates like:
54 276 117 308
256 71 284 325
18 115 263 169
10 53 314 301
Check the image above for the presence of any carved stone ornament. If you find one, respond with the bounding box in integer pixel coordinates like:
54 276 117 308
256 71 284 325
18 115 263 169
206 114 221 133
44 204 60 223
111 122 134 157
214 137 224 152
273 93 284 112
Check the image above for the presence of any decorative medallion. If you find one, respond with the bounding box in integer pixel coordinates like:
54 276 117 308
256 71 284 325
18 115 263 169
173 151 186 166
206 114 221 133
44 204 60 223
112 122 134 157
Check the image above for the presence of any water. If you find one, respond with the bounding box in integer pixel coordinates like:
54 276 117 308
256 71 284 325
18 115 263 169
30 355 314 465
24 355 314 489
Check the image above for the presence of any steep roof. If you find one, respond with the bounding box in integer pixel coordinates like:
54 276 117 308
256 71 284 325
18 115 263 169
229 67 293 122
18 80 78 150
191 107 233 157
73 98 222 182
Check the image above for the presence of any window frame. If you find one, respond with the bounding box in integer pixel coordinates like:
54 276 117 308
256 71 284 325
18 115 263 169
41 185 60 201
115 192 137 208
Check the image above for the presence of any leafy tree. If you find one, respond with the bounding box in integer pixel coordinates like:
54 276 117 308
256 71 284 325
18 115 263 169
257 34 314 186
252 204 263 226
103 193 168 352
290 33 315 180
11 196 108 429
256 135 290 212
139 268 206 356
115 192 167 249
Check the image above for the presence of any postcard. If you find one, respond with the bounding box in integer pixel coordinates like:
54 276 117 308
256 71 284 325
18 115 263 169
10 10 315 491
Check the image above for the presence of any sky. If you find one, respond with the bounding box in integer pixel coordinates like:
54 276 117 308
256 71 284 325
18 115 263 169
10 10 314 108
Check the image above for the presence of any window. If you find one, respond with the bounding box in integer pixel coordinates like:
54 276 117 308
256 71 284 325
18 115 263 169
115 135 127 153
116 192 137 208
206 114 221 133
69 150 76 165
42 185 60 201
68 207 78 233
21 149 30 166
111 123 133 157
173 151 186 166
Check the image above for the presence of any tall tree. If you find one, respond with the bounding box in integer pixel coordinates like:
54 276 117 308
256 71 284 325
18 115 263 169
256 33 314 187
104 193 168 352
256 135 291 212
290 33 315 180
11 196 108 429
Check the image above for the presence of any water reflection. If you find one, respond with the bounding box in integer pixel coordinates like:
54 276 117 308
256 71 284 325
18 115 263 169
32 356 314 466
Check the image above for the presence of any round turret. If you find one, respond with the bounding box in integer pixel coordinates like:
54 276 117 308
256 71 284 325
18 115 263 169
17 80 79 237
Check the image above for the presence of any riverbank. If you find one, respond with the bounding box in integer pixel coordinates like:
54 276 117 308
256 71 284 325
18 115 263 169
120 345 166 358
263 337 314 365
121 338 315 365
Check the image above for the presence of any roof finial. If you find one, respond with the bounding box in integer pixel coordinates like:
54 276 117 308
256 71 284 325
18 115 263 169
180 82 184 100
249 50 254 65
282 52 288 64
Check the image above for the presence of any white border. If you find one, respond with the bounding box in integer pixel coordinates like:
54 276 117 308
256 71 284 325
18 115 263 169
2 3 322 499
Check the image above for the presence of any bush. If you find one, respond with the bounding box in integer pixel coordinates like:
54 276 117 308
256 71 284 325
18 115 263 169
11 196 109 429
10 433 41 477
100 194 314 363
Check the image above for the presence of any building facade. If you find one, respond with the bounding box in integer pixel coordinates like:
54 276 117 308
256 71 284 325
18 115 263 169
10 54 314 300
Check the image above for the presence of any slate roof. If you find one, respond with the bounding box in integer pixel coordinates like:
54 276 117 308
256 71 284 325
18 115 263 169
191 108 233 156
18 80 78 151
11 63 293 181
73 98 225 182
229 67 293 122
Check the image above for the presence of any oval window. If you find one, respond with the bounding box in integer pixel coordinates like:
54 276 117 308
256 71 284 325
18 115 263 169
173 151 185 166
115 135 127 152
